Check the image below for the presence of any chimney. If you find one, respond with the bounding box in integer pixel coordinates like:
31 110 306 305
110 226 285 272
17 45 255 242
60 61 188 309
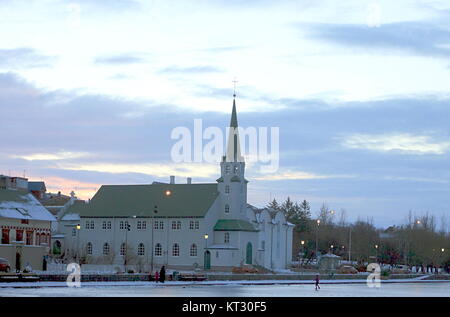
187 177 192 184
170 175 175 184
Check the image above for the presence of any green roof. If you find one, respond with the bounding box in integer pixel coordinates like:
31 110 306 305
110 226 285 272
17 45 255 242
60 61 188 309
214 219 258 232
65 183 219 218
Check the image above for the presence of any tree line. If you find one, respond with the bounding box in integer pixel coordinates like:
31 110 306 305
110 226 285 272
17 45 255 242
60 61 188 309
268 198 450 268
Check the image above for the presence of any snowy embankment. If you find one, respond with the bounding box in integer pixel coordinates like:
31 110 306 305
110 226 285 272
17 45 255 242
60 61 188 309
1 275 449 288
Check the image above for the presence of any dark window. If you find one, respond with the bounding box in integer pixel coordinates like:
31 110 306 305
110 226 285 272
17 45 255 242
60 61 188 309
16 230 23 242
26 231 33 245
1 229 10 244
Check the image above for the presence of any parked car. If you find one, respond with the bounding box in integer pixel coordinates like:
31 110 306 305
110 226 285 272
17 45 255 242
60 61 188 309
337 265 358 274
392 265 411 274
0 258 11 272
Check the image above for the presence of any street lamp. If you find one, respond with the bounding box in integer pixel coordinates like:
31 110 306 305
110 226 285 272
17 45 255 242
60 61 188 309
204 234 209 249
315 219 320 260
375 244 379 263
299 240 305 269
75 224 81 262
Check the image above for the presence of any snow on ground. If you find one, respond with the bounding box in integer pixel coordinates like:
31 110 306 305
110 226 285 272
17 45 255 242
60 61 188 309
0 282 449 297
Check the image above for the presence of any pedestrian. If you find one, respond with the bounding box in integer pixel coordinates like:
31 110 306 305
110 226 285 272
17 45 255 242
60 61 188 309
159 265 166 283
155 270 159 283
315 274 320 291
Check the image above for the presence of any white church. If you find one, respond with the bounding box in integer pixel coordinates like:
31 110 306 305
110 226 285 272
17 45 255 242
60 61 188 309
54 97 294 272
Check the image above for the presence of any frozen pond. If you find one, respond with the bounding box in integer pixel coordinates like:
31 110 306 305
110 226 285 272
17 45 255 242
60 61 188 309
1 282 449 297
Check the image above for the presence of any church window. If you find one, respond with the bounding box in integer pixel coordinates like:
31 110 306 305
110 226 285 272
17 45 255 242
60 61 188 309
120 243 126 256
190 244 197 257
86 242 93 255
138 243 145 256
103 243 110 255
225 185 230 194
154 243 162 257
154 220 164 230
172 243 180 257
189 221 199 230
224 232 230 244
172 221 181 230
225 204 230 213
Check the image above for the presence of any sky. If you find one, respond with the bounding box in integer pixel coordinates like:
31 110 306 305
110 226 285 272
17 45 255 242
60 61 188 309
1 0 450 228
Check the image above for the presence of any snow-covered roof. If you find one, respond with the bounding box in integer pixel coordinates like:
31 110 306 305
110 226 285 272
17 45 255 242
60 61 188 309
0 189 56 222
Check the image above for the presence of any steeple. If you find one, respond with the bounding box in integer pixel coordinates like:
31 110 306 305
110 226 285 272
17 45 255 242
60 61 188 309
226 96 243 162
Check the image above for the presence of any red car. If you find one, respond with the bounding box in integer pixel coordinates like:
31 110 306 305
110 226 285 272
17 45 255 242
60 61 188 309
0 258 11 272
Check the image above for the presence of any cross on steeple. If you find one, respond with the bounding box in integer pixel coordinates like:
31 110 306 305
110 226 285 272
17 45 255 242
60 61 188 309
232 78 238 98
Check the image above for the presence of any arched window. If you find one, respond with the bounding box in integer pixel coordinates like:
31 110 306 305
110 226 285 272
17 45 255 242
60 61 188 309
138 243 145 256
87 242 93 255
36 233 40 245
154 243 162 257
224 232 230 244
225 204 230 213
172 243 180 257
103 243 110 255
190 244 197 257
120 243 126 256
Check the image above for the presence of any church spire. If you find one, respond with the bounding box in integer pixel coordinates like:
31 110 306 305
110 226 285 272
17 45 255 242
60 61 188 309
226 95 243 162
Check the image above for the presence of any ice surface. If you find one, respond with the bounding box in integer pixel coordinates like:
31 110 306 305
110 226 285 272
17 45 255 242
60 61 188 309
0 280 449 297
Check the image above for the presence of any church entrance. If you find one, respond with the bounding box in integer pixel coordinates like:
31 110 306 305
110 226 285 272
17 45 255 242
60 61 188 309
204 250 211 270
246 242 252 265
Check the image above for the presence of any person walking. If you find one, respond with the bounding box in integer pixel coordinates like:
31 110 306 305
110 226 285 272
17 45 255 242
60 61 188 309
315 274 320 291
159 266 166 283
155 270 159 283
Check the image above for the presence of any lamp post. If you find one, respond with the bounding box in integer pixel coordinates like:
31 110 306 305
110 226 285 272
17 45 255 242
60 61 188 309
204 234 209 270
375 244 379 263
299 240 305 270
76 224 81 263
315 219 320 260
330 244 334 254
204 234 209 249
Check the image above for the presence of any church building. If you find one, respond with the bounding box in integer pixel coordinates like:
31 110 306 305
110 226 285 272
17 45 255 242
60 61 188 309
55 97 294 271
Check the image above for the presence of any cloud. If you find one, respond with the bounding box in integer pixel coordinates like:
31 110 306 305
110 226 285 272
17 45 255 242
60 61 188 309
159 65 222 74
0 48 55 69
300 21 450 58
56 162 218 179
12 151 90 161
341 133 450 155
94 54 146 65
253 170 355 181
